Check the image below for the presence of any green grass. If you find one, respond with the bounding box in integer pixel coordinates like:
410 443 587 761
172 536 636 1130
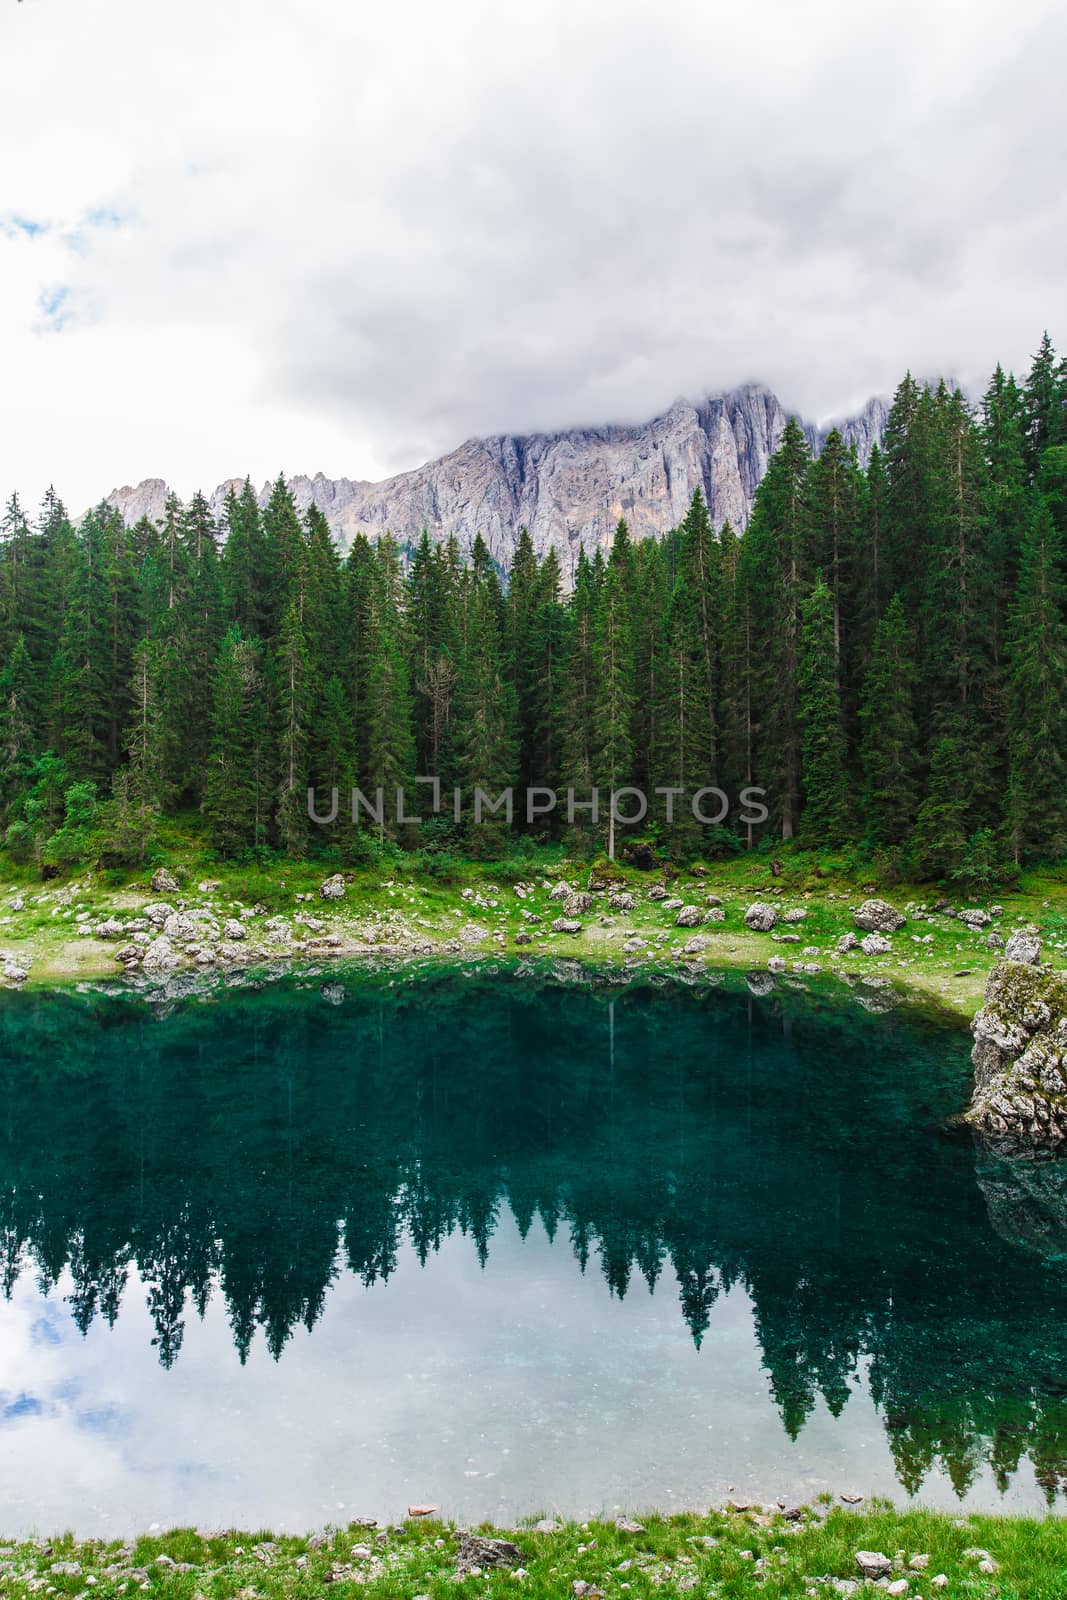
1 830 1063 1021
3 1504 1067 1598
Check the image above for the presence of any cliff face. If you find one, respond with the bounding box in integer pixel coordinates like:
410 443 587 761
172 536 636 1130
967 952 1067 1150
106 384 886 581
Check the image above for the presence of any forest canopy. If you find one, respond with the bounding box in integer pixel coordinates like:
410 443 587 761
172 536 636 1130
1 334 1066 881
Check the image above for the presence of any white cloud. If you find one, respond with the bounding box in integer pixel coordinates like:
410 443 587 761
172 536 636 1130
0 0 1064 512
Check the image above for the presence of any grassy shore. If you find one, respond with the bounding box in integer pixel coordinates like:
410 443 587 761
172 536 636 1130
3 1504 1065 1598
1 834 1066 1020
1 830 1065 1019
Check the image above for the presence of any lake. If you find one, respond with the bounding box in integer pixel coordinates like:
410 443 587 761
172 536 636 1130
2 962 1066 1534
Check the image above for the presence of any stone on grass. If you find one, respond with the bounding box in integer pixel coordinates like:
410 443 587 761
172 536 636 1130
958 907 991 928
551 918 582 935
454 1534 523 1577
548 881 573 902
143 901 174 927
853 898 906 933
1005 929 1042 965
855 1552 891 1579
782 907 807 923
614 1518 645 1533
705 906 726 922
150 867 179 894
675 905 703 928
563 891 593 916
94 917 125 939
319 874 346 900
860 932 892 956
142 936 179 973
609 892 635 912
744 902 778 932
532 1520 561 1534
646 885 668 901
163 911 198 942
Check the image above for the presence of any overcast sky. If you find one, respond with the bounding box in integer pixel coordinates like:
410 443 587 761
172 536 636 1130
1 0 1064 511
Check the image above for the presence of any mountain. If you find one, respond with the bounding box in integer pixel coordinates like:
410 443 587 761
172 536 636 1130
106 384 887 581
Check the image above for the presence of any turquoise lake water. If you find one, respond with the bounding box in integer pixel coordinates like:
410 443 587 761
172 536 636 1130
2 964 1066 1533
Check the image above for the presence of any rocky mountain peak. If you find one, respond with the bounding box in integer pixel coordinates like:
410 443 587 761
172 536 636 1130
105 383 887 581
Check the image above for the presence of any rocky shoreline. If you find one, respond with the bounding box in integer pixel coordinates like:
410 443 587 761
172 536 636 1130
1 868 1029 1026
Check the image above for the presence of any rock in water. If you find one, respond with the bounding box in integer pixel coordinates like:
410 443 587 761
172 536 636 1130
853 898 906 933
744 902 778 932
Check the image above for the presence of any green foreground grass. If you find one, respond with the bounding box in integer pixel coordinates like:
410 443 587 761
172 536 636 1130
2 822 1067 1018
3 1504 1066 1599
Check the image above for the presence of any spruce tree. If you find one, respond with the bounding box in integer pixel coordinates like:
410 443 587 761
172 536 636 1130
797 577 851 846
1005 501 1067 858
858 596 920 847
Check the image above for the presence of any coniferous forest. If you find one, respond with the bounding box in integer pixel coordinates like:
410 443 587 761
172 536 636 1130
1 335 1066 880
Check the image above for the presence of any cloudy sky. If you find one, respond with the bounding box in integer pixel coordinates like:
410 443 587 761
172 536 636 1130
1 0 1064 510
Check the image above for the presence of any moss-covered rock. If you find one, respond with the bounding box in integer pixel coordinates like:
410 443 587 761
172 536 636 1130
966 955 1067 1147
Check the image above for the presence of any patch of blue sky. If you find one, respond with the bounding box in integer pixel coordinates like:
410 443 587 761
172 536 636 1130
76 1403 127 1438
0 1393 45 1422
63 205 128 256
30 1313 64 1347
0 213 48 240
36 283 74 332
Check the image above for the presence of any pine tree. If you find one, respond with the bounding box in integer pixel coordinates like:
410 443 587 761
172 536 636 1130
590 559 634 858
858 596 920 847
909 734 970 879
203 629 268 857
740 417 812 838
452 568 514 854
274 599 313 856
0 634 36 808
1005 501 1067 858
797 577 851 846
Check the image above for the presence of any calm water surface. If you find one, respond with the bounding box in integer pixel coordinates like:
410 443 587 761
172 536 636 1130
2 964 1067 1533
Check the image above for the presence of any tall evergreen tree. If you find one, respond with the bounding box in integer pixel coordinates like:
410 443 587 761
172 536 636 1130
797 577 852 846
